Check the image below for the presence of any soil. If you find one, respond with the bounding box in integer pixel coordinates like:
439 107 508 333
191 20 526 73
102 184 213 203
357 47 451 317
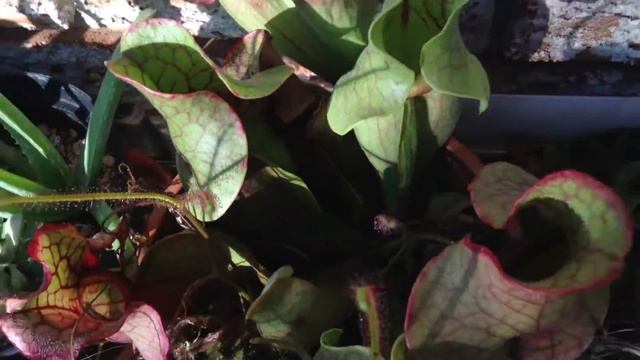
37 123 84 169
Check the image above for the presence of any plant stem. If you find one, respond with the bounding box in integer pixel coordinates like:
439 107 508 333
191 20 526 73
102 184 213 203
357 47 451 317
446 137 484 176
409 77 431 98
0 192 208 239
354 284 388 358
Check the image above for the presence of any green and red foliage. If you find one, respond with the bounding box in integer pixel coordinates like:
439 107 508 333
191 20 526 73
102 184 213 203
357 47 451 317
0 224 168 360
0 1 636 360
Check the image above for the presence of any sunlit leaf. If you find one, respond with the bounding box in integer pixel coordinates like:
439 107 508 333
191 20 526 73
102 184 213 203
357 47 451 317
108 19 249 221
216 30 292 99
406 167 633 359
419 0 489 112
328 0 487 135
108 303 169 360
328 46 412 136
295 0 377 62
219 0 372 79
469 162 538 228
328 0 478 212
0 224 127 359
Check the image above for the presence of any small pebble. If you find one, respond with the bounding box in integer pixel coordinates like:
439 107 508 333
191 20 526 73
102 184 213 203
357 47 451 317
102 155 116 167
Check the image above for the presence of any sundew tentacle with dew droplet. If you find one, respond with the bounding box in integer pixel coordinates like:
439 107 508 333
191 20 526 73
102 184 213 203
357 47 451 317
0 191 209 239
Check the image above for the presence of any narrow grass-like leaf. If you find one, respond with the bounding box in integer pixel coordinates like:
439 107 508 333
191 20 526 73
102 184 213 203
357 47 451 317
80 71 123 187
0 140 36 179
81 9 156 188
0 169 50 197
0 93 69 188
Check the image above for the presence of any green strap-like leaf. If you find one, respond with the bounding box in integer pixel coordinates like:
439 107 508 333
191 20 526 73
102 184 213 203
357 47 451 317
0 93 69 188
0 168 50 197
0 140 36 180
80 9 157 188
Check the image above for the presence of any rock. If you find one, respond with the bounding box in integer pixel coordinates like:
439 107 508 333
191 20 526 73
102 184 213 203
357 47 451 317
461 0 495 54
0 0 245 38
0 0 75 29
506 0 640 64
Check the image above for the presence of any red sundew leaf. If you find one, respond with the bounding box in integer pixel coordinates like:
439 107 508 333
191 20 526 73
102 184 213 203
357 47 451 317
406 166 633 359
0 224 130 359
108 303 169 360
469 162 537 228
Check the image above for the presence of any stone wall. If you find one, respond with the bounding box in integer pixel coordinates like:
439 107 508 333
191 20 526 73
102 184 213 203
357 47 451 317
0 0 243 38
506 0 640 64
